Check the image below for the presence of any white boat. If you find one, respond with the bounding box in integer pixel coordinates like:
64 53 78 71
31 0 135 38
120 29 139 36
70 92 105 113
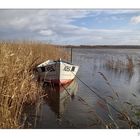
35 58 79 84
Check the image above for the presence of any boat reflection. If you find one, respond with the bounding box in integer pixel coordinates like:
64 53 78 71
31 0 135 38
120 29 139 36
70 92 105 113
43 80 78 119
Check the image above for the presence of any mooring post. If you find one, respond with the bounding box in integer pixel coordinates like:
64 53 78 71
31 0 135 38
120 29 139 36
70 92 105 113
71 47 72 63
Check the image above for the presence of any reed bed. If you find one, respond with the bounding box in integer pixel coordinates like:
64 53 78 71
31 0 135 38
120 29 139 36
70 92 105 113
105 55 134 73
0 41 68 128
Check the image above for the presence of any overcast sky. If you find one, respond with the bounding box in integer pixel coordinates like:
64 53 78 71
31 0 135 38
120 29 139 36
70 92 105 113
0 9 140 45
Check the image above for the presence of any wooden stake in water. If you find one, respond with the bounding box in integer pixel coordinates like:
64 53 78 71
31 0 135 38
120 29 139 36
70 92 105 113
71 47 72 63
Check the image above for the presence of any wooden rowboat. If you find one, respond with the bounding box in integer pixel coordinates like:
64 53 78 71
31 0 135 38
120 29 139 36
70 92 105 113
35 58 79 84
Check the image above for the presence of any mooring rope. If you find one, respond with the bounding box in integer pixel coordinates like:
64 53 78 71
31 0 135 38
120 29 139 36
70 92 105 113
62 62 124 116
75 74 122 114
60 83 71 96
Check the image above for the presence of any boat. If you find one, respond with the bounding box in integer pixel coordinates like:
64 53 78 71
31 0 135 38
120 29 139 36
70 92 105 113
35 58 79 84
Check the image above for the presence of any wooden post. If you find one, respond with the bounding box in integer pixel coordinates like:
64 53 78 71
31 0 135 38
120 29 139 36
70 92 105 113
71 47 72 63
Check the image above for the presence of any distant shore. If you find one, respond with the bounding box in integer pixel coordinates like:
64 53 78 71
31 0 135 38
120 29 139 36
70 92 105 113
61 45 140 49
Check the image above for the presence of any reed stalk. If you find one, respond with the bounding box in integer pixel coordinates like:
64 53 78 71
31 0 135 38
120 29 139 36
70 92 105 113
0 41 68 128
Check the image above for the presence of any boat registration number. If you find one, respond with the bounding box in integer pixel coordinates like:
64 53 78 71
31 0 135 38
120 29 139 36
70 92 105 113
63 66 71 71
46 66 55 72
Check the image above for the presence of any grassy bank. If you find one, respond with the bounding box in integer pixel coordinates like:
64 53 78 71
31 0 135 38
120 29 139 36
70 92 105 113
0 41 68 128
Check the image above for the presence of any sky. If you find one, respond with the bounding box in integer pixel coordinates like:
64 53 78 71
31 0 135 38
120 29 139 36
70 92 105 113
0 9 140 45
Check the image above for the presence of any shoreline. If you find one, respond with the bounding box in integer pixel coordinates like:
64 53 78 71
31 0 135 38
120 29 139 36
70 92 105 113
62 45 140 49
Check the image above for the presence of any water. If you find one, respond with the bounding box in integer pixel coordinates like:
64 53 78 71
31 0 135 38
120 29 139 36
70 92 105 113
22 48 140 128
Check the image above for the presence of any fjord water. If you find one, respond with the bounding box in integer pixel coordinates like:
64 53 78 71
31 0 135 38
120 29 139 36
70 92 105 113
23 48 140 128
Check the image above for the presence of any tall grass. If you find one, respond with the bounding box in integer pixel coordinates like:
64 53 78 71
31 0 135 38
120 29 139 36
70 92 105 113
0 41 68 128
105 55 134 73
98 72 140 128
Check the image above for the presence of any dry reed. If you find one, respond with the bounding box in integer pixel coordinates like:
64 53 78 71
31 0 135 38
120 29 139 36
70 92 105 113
98 71 140 128
105 56 134 73
0 41 68 128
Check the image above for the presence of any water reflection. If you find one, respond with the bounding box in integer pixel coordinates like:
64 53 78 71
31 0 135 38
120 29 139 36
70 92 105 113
22 49 140 128
21 80 78 128
43 80 78 119
103 63 134 83
73 49 140 127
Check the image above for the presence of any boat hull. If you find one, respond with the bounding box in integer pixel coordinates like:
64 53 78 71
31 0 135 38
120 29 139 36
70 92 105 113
45 79 74 85
36 60 79 84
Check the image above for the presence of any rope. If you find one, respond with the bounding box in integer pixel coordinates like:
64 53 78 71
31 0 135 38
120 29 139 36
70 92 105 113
60 83 71 96
75 74 123 114
62 62 124 115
